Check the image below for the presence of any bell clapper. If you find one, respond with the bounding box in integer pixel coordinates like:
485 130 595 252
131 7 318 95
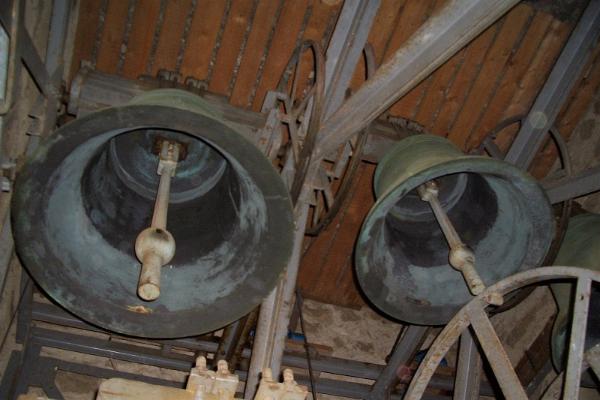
135 140 181 301
417 180 490 298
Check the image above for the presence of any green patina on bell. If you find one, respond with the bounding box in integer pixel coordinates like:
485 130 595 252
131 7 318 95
12 89 294 338
551 213 600 384
355 134 554 325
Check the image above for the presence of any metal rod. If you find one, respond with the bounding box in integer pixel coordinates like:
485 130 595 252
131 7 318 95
134 141 179 301
314 0 519 159
152 169 173 229
418 181 485 296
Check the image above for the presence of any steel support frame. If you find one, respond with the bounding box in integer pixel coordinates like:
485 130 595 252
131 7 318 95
0 0 69 214
322 0 380 120
0 0 70 355
244 0 382 394
504 0 600 170
248 0 519 396
543 163 600 204
367 325 429 399
314 0 519 160
8 1 598 399
499 0 600 204
0 296 493 400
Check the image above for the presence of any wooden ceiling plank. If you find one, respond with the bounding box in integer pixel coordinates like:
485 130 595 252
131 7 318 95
380 0 430 64
375 0 433 117
68 0 105 81
250 0 310 111
389 0 447 119
462 4 539 151
179 0 228 81
414 48 466 132
330 163 375 309
429 22 500 136
447 3 533 150
150 0 194 76
465 10 554 150
299 161 373 307
347 0 409 94
229 0 284 108
96 0 131 75
208 0 259 96
366 0 406 66
310 162 369 302
555 46 600 137
115 1 138 75
297 217 340 300
120 0 162 79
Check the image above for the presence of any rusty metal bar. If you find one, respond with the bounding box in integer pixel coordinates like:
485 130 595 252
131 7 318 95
562 277 592 399
314 0 519 159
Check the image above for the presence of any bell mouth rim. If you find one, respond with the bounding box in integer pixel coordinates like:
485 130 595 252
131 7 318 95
369 155 552 225
355 156 555 326
12 102 295 339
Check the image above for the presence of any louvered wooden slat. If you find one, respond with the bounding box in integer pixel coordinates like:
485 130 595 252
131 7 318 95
230 0 285 108
448 3 533 150
121 0 162 79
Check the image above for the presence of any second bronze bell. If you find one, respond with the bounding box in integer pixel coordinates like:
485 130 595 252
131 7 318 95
355 134 555 325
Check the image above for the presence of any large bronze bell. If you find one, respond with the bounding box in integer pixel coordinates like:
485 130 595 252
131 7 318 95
355 134 554 325
551 213 600 385
12 89 294 338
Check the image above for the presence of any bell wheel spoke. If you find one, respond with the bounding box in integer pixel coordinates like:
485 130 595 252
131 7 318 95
467 305 528 400
563 277 592 399
405 314 470 400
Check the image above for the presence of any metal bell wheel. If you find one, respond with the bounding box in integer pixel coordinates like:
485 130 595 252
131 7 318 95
404 266 600 400
550 213 600 387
